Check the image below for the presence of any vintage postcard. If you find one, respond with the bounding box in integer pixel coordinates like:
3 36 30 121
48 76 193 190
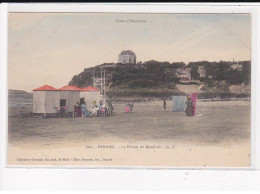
7 11 252 168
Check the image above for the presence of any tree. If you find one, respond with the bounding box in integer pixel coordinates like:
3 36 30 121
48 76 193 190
241 61 251 85
190 66 200 80
168 62 185 69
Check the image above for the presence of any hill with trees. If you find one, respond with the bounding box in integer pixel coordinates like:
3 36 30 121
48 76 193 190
68 60 251 99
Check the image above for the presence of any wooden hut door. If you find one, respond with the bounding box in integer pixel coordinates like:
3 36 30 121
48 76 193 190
80 98 85 105
60 99 66 107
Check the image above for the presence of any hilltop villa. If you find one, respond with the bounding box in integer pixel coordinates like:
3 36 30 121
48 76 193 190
118 50 136 64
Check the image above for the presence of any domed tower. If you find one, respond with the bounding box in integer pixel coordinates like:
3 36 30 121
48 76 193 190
118 50 136 64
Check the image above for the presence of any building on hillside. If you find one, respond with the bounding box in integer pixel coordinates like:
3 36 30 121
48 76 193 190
118 50 136 64
33 85 60 114
175 68 191 80
198 66 206 77
80 86 100 109
231 61 243 71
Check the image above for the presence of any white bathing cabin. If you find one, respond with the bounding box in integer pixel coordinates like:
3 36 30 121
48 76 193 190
59 85 81 112
33 85 60 114
80 86 100 109
33 85 101 114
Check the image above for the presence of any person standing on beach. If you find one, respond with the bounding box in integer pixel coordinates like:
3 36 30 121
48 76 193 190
185 96 194 116
163 99 167 111
129 101 134 113
81 102 90 117
74 102 81 117
125 104 130 113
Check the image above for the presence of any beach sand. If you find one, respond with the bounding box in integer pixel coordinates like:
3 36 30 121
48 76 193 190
7 100 251 167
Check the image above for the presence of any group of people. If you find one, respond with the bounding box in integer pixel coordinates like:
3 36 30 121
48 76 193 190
74 100 110 118
74 96 194 117
125 102 134 113
54 106 69 117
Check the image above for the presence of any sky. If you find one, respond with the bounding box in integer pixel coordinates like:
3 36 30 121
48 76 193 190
8 13 251 92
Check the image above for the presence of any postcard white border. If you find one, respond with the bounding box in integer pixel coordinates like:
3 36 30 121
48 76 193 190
1 3 260 190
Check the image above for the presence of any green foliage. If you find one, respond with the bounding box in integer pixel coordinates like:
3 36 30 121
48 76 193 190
127 79 158 88
198 92 250 99
188 60 251 85
107 88 185 98
68 60 251 99
190 66 200 80
242 61 251 85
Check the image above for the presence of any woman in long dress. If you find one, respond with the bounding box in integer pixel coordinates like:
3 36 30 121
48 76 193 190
81 103 90 117
163 99 167 111
74 102 82 117
185 96 194 116
90 101 99 116
125 104 130 113
129 102 134 113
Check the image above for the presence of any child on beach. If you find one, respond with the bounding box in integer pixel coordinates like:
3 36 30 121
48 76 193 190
125 104 130 113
